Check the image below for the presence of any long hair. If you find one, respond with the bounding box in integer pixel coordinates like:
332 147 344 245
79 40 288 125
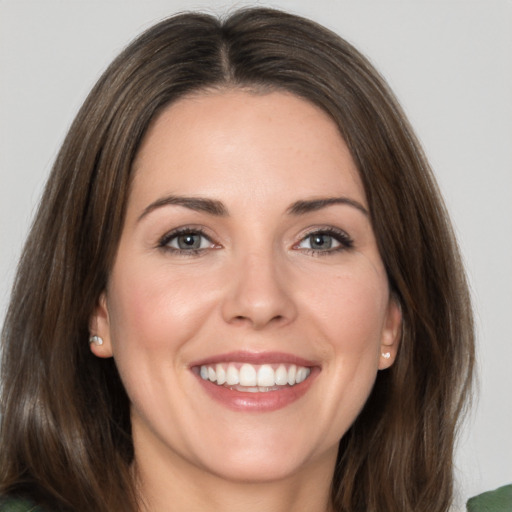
0 8 474 511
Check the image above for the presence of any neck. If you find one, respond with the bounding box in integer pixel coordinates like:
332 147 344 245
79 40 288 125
133 440 336 512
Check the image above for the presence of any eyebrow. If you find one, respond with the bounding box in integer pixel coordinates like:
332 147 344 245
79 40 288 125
138 195 228 222
137 194 368 222
287 197 369 216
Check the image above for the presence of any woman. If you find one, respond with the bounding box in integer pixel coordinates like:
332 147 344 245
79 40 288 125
0 8 474 512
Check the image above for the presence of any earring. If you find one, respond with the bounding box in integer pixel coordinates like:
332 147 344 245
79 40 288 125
382 351 391 359
89 335 104 346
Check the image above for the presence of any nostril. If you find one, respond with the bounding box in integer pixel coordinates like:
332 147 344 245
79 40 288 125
231 314 285 327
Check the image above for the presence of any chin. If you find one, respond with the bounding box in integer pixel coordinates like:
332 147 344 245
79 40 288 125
190 429 332 484
205 453 309 484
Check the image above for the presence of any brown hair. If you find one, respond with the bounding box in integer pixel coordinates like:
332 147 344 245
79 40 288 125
0 8 474 511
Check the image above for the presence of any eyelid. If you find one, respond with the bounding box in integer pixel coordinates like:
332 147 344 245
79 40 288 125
293 226 354 253
156 224 353 256
157 226 220 254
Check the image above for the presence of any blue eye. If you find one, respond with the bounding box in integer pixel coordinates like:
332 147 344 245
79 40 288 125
300 233 339 250
297 228 353 254
159 229 214 253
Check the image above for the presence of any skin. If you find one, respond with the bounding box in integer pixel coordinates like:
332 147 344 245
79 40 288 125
91 89 401 512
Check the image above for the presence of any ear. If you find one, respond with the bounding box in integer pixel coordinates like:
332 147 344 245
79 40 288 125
378 298 402 370
89 292 114 358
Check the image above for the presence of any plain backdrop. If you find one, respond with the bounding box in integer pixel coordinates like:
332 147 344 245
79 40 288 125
1 1 511 510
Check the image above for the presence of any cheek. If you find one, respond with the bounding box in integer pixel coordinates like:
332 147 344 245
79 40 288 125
106 259 220 360
104 261 223 439
299 261 390 354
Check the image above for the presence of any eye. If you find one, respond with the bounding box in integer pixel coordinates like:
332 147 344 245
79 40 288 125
159 228 216 254
296 228 353 254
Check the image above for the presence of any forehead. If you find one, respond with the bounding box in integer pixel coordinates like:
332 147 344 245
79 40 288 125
130 89 366 213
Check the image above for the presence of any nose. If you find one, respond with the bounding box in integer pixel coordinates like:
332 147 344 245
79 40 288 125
221 250 297 330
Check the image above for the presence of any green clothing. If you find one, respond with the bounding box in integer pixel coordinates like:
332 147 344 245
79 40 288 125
0 497 46 512
467 484 512 512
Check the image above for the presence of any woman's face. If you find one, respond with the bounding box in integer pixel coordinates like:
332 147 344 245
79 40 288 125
91 90 401 483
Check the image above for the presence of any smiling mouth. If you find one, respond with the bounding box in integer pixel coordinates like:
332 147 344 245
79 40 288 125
198 363 312 392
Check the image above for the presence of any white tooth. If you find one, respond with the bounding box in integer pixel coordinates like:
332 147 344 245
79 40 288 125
275 365 288 385
287 364 297 385
208 367 216 382
295 367 309 383
257 364 275 387
239 364 257 386
216 364 226 385
226 364 239 385
200 366 209 380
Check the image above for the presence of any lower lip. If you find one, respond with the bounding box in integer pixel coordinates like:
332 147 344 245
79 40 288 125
194 369 319 412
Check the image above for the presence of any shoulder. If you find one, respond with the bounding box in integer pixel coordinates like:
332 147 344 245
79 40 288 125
0 496 47 512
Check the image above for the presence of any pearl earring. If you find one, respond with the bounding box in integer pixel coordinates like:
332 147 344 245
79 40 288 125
89 335 104 346
382 352 391 359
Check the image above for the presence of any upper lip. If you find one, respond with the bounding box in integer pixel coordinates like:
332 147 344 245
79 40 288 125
189 351 319 368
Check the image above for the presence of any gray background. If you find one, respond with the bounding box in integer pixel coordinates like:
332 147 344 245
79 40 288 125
1 1 511 509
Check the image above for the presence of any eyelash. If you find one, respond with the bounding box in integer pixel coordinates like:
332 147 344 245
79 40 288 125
157 226 354 256
294 227 354 256
158 227 216 256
